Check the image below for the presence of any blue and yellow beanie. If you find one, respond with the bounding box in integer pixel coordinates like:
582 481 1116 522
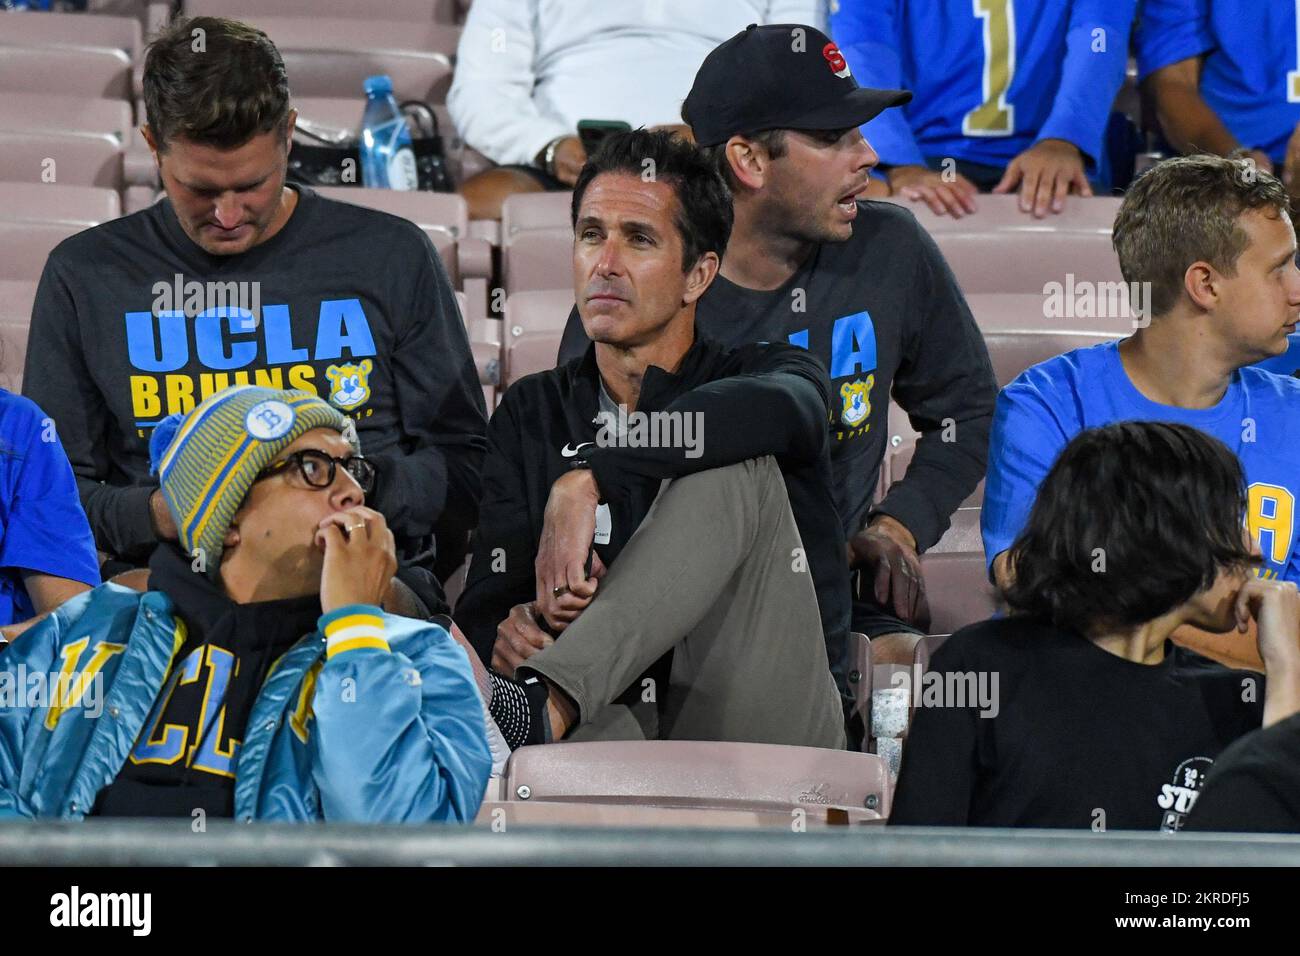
149 385 359 572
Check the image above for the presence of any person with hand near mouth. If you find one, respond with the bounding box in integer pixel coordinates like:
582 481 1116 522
558 24 998 734
0 385 491 822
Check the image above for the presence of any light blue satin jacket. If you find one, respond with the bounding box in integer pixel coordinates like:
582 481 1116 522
0 585 491 822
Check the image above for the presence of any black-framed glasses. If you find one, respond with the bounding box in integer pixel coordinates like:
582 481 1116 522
255 449 376 494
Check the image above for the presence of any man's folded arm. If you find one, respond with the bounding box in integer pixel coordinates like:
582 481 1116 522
585 343 831 496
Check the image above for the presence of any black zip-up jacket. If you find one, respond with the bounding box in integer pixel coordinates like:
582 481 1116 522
453 334 853 698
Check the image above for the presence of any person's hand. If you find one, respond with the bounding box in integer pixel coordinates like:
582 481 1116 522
316 506 397 614
993 138 1092 217
150 489 178 541
551 136 588 187
888 164 979 218
1235 577 1300 672
847 514 931 631
491 602 552 678
535 469 606 632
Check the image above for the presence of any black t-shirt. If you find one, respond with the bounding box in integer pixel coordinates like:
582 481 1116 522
1184 711 1300 833
91 547 320 818
559 200 997 549
24 185 486 565
888 617 1265 831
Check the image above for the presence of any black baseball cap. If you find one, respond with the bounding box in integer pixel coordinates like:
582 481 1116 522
682 23 912 148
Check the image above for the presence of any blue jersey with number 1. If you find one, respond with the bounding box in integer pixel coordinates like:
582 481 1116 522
1136 0 1300 167
831 0 1136 169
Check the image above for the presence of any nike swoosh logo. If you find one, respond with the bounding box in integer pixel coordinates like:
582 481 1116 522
561 442 594 458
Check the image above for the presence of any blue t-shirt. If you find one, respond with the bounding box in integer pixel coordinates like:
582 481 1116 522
1136 0 1300 167
832 0 1136 169
0 391 100 624
982 340 1300 580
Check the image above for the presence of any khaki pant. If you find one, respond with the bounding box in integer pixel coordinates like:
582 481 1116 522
522 457 846 750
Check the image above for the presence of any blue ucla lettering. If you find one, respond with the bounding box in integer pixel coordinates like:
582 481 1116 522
787 329 810 350
194 308 258 370
126 299 376 371
126 311 189 372
263 304 308 364
314 299 377 361
830 311 877 379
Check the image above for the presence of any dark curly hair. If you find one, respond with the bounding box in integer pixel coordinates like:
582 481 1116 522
1003 421 1259 634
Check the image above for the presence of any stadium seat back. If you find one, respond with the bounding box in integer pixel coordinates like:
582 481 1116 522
0 46 132 100
0 131 124 191
920 551 1002 635
229 18 458 103
982 329 1116 386
501 290 573 386
502 740 892 821
0 322 30 393
0 281 39 327
185 0 459 22
314 186 467 241
887 194 1125 295
0 183 121 226
0 221 83 282
281 50 453 104
966 291 1137 334
224 16 460 57
0 10 142 58
0 94 135 146
501 192 574 295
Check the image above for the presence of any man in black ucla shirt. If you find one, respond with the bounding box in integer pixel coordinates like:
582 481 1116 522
24 17 486 600
560 24 997 652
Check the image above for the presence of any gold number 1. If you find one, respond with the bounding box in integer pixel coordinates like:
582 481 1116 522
963 0 1016 136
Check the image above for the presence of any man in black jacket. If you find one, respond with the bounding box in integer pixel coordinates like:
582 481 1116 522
558 25 998 655
454 130 846 748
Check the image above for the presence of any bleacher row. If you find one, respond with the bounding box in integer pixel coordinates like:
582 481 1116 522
0 3 1147 828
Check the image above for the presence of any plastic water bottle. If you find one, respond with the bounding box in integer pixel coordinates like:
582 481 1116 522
359 75 418 191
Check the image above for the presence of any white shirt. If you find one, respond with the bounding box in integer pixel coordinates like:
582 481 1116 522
448 0 827 165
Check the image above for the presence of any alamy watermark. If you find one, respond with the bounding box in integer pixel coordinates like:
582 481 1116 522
890 665 1000 717
152 272 261 326
595 405 704 458
1042 274 1153 328
0 665 105 719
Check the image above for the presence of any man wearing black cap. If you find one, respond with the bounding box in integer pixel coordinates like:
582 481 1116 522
559 24 997 676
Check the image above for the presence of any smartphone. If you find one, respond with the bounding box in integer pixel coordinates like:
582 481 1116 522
578 119 633 155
